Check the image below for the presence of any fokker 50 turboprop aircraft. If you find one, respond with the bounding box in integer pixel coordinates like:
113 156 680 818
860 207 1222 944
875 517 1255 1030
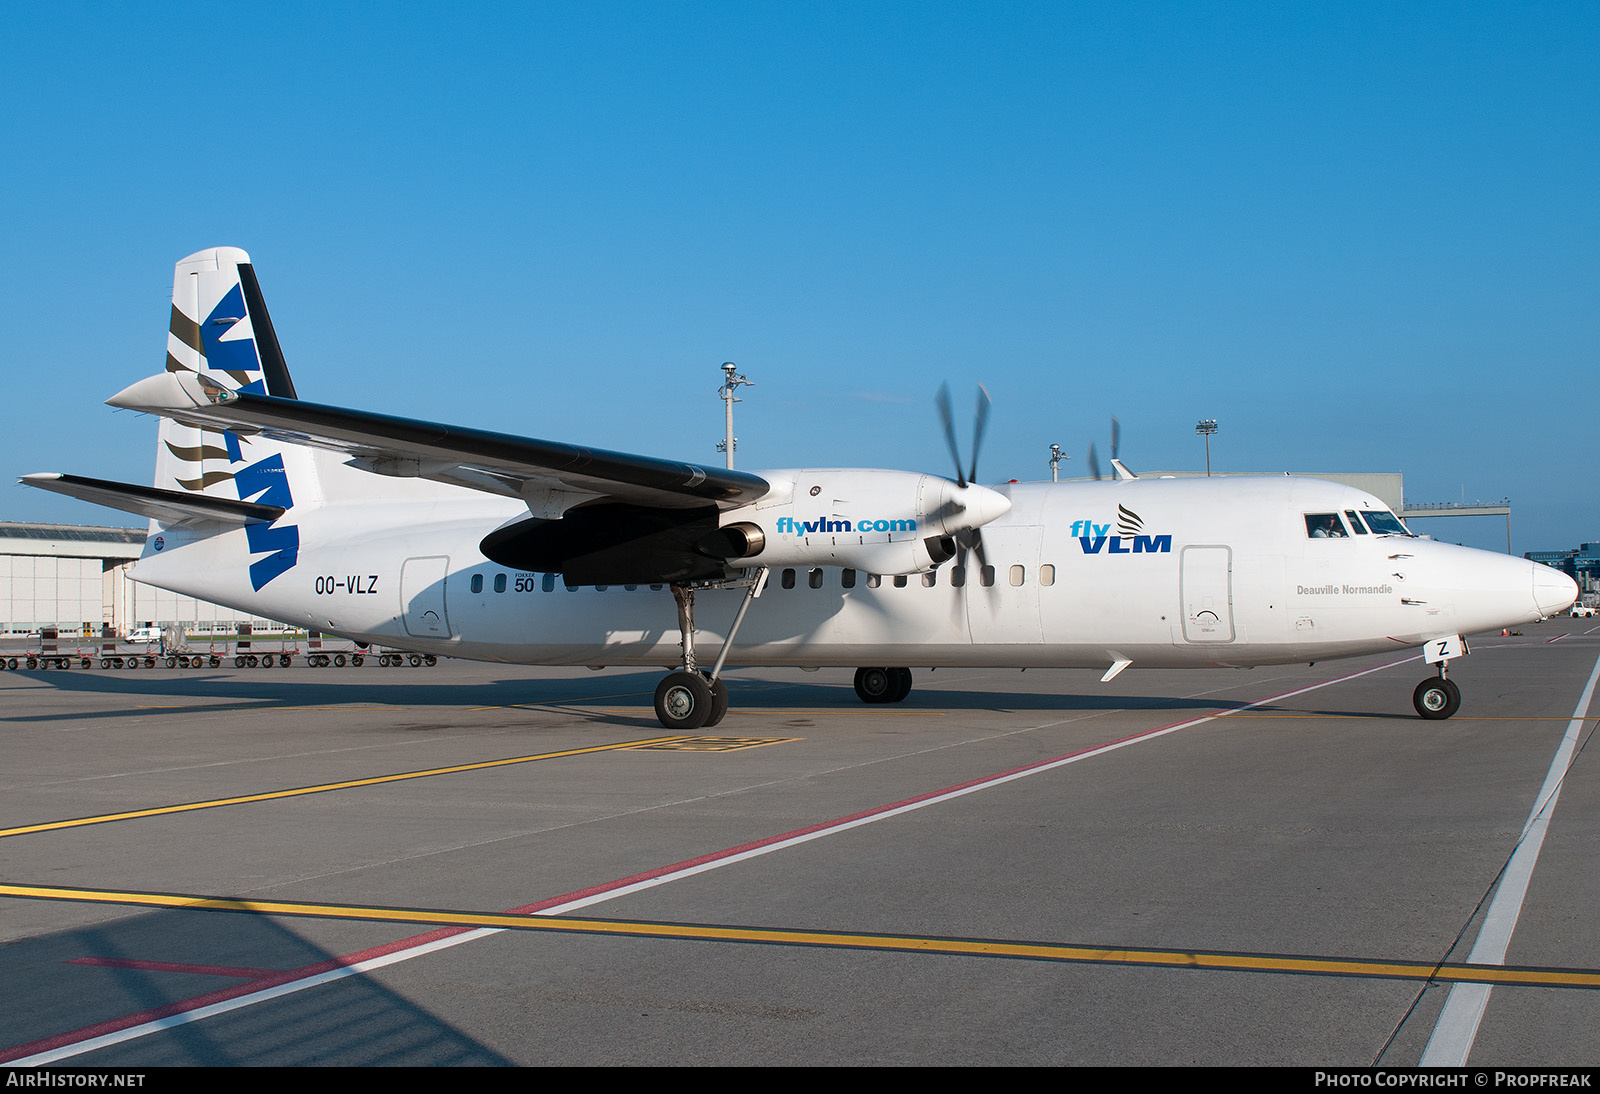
23 248 1579 728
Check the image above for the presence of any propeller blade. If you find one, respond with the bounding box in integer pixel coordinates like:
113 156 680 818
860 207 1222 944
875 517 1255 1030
968 385 991 485
935 383 966 487
1088 442 1102 482
1110 415 1121 463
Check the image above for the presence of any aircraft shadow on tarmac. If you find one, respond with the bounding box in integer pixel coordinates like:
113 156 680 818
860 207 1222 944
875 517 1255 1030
0 907 512 1066
4 665 1394 722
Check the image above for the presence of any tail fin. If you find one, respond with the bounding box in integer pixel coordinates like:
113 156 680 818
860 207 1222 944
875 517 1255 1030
154 247 302 495
153 248 309 590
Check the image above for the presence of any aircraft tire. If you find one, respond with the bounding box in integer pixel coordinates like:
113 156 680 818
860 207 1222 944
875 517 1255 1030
1413 678 1461 720
853 667 896 704
701 675 729 728
890 667 913 702
654 671 713 730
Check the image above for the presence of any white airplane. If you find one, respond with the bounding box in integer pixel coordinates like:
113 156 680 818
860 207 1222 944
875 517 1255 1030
23 248 1579 728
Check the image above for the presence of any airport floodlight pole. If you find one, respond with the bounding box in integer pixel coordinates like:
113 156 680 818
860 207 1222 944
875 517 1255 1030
716 362 753 469
1195 419 1218 476
1049 443 1069 482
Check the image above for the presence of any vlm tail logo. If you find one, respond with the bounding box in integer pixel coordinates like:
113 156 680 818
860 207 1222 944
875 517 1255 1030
1075 505 1171 555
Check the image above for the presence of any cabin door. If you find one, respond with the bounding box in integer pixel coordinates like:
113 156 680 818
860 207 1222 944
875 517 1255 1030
1180 545 1235 643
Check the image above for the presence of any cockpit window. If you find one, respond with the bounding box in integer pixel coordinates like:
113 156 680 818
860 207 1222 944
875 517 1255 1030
1344 510 1369 534
1360 510 1412 536
1305 513 1349 539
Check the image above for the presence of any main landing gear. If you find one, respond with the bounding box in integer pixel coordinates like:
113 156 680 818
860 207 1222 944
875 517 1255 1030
653 568 768 731
853 666 913 704
1412 634 1467 720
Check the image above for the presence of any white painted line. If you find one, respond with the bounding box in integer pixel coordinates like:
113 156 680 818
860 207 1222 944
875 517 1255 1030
1420 649 1600 1066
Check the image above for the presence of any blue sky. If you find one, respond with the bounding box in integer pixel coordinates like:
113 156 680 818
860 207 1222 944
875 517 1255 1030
3 2 1595 553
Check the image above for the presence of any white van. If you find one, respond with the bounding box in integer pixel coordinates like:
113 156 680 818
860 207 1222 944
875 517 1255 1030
126 626 162 644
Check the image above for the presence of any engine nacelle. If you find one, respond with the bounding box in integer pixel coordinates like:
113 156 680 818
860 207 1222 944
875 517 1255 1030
706 468 1007 575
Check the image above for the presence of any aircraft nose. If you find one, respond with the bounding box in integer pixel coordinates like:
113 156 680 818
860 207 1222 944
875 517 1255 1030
1533 562 1579 618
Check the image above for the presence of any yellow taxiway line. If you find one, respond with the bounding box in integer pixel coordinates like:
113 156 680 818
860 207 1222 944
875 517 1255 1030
0 735 689 840
2 882 1597 991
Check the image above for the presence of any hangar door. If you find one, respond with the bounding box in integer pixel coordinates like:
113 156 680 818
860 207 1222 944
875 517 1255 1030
1180 545 1235 643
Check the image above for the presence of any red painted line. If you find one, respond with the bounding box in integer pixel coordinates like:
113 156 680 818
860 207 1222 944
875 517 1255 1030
66 957 281 980
2 656 1414 1064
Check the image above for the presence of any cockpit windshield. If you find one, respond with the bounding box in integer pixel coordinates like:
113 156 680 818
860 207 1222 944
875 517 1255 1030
1360 510 1412 536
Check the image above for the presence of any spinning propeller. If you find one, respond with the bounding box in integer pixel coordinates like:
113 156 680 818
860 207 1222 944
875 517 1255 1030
934 382 997 578
1087 415 1136 481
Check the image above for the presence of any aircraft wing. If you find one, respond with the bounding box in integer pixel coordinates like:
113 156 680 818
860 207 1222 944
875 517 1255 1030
20 472 286 525
106 371 769 512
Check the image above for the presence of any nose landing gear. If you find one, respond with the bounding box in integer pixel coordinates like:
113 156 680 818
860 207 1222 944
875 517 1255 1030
1413 634 1467 720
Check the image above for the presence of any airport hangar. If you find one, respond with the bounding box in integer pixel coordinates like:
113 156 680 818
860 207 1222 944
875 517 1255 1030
1 471 1512 639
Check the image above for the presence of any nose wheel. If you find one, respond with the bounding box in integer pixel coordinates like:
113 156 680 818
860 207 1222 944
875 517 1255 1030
1413 634 1467 720
1412 676 1461 720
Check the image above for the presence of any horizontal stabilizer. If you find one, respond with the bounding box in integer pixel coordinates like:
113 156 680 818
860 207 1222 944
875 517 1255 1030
20 473 286 526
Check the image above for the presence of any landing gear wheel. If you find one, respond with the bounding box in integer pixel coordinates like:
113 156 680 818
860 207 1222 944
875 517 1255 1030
1413 678 1461 720
654 671 714 730
702 675 729 728
854 667 896 704
889 667 913 703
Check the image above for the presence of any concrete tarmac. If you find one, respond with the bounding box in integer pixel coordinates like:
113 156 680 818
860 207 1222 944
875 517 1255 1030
1 618 1597 1066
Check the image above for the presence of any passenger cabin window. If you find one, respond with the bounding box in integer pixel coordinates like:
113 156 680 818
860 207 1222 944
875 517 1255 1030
922 571 937 587
980 565 995 587
494 574 507 593
470 574 484 594
866 574 881 589
841 569 856 589
893 575 908 588
542 573 556 592
781 568 796 590
1010 564 1025 587
1040 564 1055 587
1304 513 1349 539
950 565 966 588
809 568 824 589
